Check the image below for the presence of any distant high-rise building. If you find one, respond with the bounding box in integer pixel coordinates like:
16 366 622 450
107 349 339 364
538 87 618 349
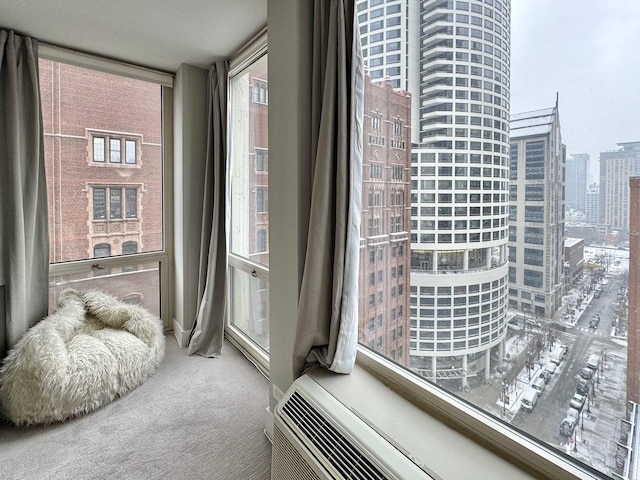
565 153 589 212
358 76 412 366
358 0 512 387
599 141 640 239
508 102 565 318
585 184 600 225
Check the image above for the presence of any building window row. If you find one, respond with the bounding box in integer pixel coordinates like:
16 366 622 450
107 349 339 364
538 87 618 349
93 240 138 258
92 186 138 220
92 136 138 165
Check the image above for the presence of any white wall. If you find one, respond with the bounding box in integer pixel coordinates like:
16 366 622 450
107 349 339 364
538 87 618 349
267 0 313 411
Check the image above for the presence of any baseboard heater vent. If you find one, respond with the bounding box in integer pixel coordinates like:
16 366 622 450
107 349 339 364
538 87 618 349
272 374 433 480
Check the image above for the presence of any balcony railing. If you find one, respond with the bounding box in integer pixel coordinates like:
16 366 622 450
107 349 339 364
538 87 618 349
410 260 509 275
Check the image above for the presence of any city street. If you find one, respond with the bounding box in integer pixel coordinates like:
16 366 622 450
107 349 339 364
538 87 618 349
459 250 629 474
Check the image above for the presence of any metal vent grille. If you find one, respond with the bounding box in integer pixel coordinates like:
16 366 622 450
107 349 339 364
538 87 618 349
281 390 389 480
272 424 322 480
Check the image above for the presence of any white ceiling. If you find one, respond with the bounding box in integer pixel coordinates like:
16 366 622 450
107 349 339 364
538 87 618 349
0 0 267 72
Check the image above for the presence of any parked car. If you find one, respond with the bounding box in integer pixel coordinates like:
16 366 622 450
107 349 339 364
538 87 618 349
560 417 577 437
570 393 586 410
532 377 546 396
577 378 589 395
544 363 557 375
566 407 580 422
549 346 565 365
580 367 594 380
587 353 601 371
539 370 551 383
521 387 538 412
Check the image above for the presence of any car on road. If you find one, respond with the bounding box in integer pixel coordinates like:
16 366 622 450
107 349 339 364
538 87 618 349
532 377 546 395
549 346 565 365
521 387 538 412
580 367 594 380
566 407 580 422
587 353 601 371
539 370 551 383
570 393 586 410
589 315 600 329
560 417 577 437
577 378 589 395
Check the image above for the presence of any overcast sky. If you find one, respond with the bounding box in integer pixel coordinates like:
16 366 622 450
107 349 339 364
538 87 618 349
510 1 640 183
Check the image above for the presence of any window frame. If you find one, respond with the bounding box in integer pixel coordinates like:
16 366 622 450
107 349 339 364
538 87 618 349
356 348 597 479
224 31 270 376
41 44 174 330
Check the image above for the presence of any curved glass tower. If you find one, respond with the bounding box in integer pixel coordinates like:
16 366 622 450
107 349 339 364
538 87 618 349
409 0 511 387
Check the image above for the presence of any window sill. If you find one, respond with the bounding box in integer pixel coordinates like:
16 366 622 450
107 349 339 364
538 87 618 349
304 347 603 480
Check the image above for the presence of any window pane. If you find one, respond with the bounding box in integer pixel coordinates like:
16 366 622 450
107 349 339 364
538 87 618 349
40 59 163 263
229 266 269 351
125 188 138 218
48 260 160 318
125 140 137 164
93 187 106 220
229 54 269 268
355 2 632 477
110 187 122 219
110 138 121 163
93 137 105 162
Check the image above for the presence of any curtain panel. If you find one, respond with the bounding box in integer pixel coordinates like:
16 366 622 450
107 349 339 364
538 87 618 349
292 0 364 377
187 61 229 358
0 30 49 361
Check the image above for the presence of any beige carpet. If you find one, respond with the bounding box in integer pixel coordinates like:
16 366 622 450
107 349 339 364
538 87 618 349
0 336 272 479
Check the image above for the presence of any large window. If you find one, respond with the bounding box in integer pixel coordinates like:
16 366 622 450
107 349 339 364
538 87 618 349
348 1 633 478
41 55 170 320
228 48 269 353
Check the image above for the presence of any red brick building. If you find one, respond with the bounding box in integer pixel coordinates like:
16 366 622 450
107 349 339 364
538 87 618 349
628 177 640 403
358 76 411 365
40 60 163 314
247 59 269 268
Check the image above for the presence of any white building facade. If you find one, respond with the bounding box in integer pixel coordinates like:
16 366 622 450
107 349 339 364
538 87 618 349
585 184 600 225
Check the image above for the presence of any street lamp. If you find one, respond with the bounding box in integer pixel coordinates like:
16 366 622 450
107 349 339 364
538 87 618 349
501 380 508 418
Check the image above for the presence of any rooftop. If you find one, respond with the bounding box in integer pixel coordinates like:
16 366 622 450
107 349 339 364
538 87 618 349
510 107 556 139
565 237 583 248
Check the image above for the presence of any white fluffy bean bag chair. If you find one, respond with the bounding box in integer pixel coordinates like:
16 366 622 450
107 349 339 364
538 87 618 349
0 289 165 426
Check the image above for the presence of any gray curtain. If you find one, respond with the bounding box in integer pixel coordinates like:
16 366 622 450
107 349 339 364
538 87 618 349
188 61 229 357
0 30 49 361
292 0 364 377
